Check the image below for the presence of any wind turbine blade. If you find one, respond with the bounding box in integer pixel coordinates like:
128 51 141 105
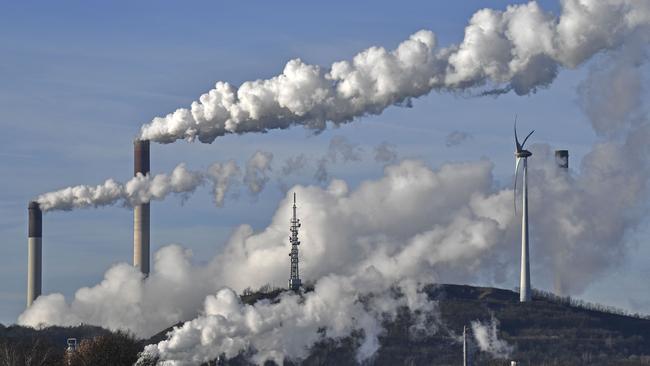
514 118 521 152
521 130 535 148
514 157 521 215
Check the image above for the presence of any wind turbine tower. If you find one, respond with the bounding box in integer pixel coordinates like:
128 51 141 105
514 123 534 303
288 192 302 291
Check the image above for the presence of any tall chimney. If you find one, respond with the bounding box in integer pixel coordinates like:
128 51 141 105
27 201 42 307
133 139 150 276
553 149 569 296
555 150 569 169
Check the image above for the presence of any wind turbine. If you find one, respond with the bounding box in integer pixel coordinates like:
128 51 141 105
514 121 534 303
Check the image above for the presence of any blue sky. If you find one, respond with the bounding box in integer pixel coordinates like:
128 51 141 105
2 0 647 324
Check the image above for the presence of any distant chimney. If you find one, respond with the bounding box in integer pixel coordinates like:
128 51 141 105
553 149 569 296
555 150 569 169
27 201 42 307
133 140 150 276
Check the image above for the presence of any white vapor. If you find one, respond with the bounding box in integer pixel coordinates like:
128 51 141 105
277 136 393 186
143 276 434 365
20 159 505 363
281 154 309 176
36 163 203 212
207 160 241 207
314 135 363 183
37 153 271 212
20 129 650 363
244 151 274 195
471 317 513 359
139 0 649 144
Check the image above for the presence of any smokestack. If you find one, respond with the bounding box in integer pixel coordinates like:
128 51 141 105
134 139 150 276
555 150 569 169
27 201 42 307
554 149 569 296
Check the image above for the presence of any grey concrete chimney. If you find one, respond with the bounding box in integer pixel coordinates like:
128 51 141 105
27 201 42 307
133 140 150 276
555 150 569 169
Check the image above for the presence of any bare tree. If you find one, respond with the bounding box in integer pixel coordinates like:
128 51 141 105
65 331 140 366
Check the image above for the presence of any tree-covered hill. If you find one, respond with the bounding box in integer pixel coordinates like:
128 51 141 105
4 284 650 365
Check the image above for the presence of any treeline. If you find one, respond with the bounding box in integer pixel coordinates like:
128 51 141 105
0 326 142 366
531 288 650 320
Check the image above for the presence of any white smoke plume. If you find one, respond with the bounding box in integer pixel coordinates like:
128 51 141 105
207 160 241 207
327 135 363 163
281 154 309 176
271 135 379 186
543 29 649 294
36 163 204 212
20 127 650 363
37 153 269 212
471 317 513 359
244 151 274 195
37 137 398 213
313 157 329 184
314 135 363 183
142 276 434 365
20 159 505 363
138 0 650 144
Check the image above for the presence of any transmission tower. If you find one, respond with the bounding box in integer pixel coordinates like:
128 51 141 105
288 192 302 291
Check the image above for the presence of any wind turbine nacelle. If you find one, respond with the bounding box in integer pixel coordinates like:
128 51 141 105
516 150 532 158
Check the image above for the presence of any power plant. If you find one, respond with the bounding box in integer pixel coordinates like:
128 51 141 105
288 192 302 291
27 201 42 307
133 139 151 276
22 130 559 310
514 123 534 303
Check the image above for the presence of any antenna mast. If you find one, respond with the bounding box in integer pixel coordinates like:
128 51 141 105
288 192 302 291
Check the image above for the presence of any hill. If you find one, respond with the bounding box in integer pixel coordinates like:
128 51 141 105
197 284 650 366
4 284 650 365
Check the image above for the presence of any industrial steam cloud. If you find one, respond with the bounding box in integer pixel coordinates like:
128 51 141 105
139 0 649 144
35 152 272 212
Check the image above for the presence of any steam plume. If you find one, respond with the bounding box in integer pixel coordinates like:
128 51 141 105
244 151 274 195
36 152 271 211
281 154 308 176
36 164 203 212
207 160 241 207
471 317 513 359
139 0 649 144
20 129 650 362
20 160 502 360
314 135 363 183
